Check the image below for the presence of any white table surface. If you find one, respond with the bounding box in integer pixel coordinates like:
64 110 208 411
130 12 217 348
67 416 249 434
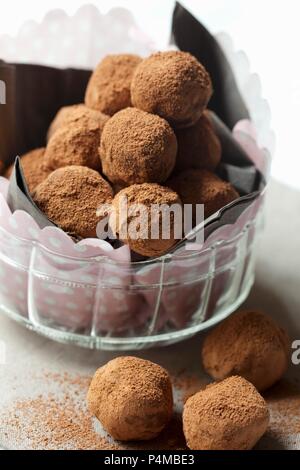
0 178 299 450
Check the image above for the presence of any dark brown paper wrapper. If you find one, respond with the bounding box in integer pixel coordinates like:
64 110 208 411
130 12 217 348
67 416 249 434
0 61 90 169
7 156 57 229
171 2 250 129
0 2 266 255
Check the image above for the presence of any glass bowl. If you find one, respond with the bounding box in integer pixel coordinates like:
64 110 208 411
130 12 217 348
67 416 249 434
0 5 272 349
0 194 264 350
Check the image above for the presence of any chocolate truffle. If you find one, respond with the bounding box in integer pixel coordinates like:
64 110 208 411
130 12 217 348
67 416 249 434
168 169 239 225
110 183 182 257
174 111 221 173
47 104 109 141
32 165 113 239
5 148 51 193
131 51 212 128
202 310 290 391
100 107 177 186
87 356 173 441
183 376 269 450
44 122 101 171
85 54 142 115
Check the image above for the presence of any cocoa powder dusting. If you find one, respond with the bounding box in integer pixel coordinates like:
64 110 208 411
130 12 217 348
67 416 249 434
87 357 174 442
100 107 177 186
47 104 109 141
168 169 239 225
111 183 182 257
32 165 113 239
44 122 102 171
201 310 290 392
85 54 142 116
131 51 212 128
1 370 300 450
0 370 186 450
264 379 300 437
5 148 51 193
172 369 209 404
174 111 221 174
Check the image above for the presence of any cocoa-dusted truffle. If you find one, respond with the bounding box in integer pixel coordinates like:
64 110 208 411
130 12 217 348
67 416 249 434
32 165 113 239
100 107 177 186
110 183 182 257
47 104 109 141
131 51 212 128
85 54 142 115
174 111 221 173
183 376 269 450
168 169 239 225
202 310 290 391
44 122 101 171
5 148 51 193
87 356 173 441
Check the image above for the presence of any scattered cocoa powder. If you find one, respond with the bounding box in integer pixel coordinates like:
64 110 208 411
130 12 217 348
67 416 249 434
122 413 186 451
172 370 209 404
100 107 177 186
202 310 290 391
110 183 182 257
131 51 212 128
47 104 109 141
1 394 111 450
1 369 300 450
32 165 113 239
40 370 91 390
0 368 184 450
5 148 51 193
85 54 142 115
264 379 300 437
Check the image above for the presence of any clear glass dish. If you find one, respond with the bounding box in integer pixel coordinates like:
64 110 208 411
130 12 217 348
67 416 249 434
0 5 272 350
0 200 264 350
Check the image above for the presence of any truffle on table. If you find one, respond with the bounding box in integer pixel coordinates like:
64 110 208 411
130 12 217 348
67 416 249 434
109 183 182 257
183 376 269 450
47 103 109 141
32 165 113 239
202 310 290 391
131 51 212 128
168 169 239 226
100 107 177 186
44 122 101 171
5 148 51 193
85 54 142 116
174 111 221 174
87 356 173 441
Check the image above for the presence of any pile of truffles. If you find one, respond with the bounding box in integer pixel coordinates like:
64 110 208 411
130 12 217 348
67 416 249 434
87 310 290 450
6 51 240 258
